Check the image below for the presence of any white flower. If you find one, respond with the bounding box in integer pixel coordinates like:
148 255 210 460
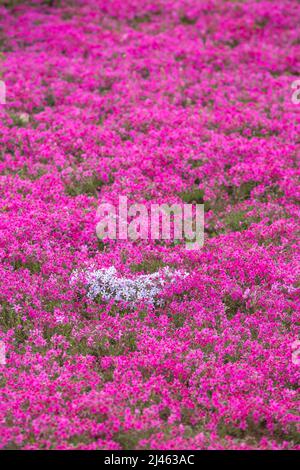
71 266 188 306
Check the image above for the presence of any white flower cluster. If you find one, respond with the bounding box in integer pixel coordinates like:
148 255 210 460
71 266 188 306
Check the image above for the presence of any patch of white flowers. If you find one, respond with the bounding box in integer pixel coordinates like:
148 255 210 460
71 266 188 306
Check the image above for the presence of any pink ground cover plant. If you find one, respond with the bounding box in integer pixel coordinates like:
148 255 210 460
0 0 299 449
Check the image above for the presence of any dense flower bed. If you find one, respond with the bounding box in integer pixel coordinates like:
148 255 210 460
0 0 299 449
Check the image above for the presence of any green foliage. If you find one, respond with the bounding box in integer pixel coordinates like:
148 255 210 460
224 208 260 232
223 180 258 202
223 353 240 363
0 301 32 345
130 15 151 29
0 0 26 6
223 294 254 320
113 428 155 450
159 407 171 421
45 92 55 107
130 256 168 274
217 416 300 445
12 256 41 274
179 188 204 204
10 113 28 127
43 323 73 342
65 173 105 197
61 332 137 358
180 16 197 25
188 158 205 168
171 312 186 328
258 185 284 202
